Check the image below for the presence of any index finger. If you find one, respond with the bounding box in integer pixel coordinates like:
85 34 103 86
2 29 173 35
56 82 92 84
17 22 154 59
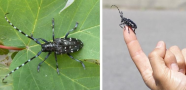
123 27 152 76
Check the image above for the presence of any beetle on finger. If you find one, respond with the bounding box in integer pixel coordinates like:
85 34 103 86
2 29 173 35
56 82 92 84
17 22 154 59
111 5 137 34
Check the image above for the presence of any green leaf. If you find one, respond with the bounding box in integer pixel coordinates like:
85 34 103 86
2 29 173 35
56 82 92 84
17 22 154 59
0 0 100 90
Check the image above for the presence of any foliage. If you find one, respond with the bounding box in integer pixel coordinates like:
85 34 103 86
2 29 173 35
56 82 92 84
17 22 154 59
0 0 100 90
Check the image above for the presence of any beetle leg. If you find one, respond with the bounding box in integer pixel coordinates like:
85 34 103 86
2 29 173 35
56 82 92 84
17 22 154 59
65 22 78 39
119 23 123 28
133 28 136 34
124 25 130 34
52 18 55 41
67 53 86 70
54 53 60 74
36 38 48 43
37 52 51 72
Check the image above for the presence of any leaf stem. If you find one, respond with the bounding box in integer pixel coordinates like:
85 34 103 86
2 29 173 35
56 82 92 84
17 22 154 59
0 45 24 50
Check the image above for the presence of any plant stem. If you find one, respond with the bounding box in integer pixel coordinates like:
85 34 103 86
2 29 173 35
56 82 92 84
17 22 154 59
0 45 24 50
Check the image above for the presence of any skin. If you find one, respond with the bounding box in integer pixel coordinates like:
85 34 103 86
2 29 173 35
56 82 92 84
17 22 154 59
123 27 186 90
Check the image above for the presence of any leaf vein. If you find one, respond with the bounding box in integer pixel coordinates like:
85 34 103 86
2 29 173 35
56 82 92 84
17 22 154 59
24 0 35 18
63 0 83 37
28 49 89 89
27 0 43 45
9 11 26 46
79 0 99 31
38 2 65 21
68 25 100 37
28 25 99 48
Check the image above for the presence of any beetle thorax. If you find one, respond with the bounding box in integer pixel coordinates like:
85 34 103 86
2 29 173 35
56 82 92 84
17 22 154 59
41 42 56 52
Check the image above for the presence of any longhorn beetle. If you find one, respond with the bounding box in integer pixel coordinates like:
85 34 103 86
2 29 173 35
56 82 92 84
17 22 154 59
2 13 85 83
111 5 137 34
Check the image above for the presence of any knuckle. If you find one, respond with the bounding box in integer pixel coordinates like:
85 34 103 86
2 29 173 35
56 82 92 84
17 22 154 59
165 51 174 59
177 57 185 65
148 50 157 59
169 45 180 51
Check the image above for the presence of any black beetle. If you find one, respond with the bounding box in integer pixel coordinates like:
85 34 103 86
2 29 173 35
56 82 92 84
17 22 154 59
111 5 137 34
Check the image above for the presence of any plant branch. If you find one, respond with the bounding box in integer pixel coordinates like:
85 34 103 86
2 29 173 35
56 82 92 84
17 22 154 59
0 45 24 50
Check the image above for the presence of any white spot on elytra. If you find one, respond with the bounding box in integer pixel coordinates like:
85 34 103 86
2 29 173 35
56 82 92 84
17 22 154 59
18 30 22 32
14 26 16 29
28 59 31 62
22 64 24 66
10 23 12 25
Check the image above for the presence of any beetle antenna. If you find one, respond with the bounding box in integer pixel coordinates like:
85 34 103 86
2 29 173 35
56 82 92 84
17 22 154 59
111 5 122 14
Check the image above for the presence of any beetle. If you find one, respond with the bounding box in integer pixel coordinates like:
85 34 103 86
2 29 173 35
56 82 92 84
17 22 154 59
111 5 137 34
2 13 85 83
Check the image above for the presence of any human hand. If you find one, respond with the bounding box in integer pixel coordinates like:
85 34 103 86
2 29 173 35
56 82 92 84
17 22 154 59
123 27 186 90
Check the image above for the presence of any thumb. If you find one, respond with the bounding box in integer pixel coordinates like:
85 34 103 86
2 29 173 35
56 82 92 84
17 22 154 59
148 41 167 79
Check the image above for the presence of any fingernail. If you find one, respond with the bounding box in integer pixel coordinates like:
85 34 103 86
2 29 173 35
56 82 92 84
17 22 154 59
156 41 163 48
171 63 179 71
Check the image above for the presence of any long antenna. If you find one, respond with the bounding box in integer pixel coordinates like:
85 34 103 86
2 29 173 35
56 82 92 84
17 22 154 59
5 13 41 45
111 5 121 14
2 50 43 83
